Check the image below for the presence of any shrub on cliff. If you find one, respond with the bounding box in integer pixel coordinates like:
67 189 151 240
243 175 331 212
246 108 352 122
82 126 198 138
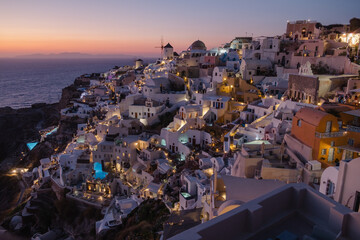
102 199 170 240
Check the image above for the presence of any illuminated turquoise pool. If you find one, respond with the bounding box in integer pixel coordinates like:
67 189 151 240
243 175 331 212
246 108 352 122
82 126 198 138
26 142 38 151
46 127 58 136
93 162 108 180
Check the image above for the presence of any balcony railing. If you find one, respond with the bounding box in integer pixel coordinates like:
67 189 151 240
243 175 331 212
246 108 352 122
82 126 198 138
315 131 346 138
347 125 360 133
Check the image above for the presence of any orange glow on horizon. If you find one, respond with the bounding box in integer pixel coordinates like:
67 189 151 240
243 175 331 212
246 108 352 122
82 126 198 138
0 36 167 57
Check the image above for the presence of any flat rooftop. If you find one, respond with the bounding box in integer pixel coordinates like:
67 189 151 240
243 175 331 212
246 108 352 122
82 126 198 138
170 183 359 240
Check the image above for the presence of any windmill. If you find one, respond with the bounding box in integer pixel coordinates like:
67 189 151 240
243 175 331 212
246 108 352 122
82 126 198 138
154 36 164 59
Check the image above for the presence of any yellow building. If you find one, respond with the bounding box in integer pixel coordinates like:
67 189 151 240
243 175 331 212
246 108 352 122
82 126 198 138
216 76 260 103
292 108 347 167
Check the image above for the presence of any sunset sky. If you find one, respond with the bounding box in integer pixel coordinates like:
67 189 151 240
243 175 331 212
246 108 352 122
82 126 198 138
1 0 359 58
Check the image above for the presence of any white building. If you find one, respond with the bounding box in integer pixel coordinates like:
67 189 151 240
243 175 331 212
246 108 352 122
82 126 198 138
129 98 165 120
320 157 360 211
164 43 174 59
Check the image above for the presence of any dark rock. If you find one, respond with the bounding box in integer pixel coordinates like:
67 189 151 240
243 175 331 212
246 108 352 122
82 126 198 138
31 103 47 109
0 103 60 168
58 84 81 110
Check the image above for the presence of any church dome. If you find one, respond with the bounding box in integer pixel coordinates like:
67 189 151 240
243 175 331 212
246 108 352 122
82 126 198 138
188 40 207 51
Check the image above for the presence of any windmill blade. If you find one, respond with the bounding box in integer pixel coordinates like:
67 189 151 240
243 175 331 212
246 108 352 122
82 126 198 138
154 36 164 58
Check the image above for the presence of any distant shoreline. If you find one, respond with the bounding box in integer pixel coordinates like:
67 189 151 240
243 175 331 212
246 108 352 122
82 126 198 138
0 58 156 109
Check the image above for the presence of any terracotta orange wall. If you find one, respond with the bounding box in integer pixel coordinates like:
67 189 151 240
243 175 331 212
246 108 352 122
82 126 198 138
291 115 317 148
292 111 360 164
292 113 342 163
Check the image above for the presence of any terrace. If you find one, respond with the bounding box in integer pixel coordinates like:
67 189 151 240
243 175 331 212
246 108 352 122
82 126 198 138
315 130 347 138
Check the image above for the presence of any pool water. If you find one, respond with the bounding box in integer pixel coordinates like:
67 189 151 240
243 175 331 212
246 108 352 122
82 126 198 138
93 162 108 179
46 127 58 136
26 142 38 151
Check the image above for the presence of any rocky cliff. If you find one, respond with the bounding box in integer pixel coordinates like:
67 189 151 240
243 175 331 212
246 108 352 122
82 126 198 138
0 81 84 229
0 82 83 170
0 103 59 170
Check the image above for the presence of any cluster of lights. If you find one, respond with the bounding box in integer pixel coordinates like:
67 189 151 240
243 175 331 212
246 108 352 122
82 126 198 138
340 33 360 47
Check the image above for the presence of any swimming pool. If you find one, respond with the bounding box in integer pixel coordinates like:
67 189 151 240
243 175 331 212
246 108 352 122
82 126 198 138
93 162 108 180
26 142 38 151
46 127 58 136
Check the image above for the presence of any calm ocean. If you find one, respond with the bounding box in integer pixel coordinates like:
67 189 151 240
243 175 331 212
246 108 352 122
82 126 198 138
0 58 155 109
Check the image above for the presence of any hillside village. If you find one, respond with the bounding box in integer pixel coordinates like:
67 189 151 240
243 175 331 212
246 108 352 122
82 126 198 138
6 18 360 240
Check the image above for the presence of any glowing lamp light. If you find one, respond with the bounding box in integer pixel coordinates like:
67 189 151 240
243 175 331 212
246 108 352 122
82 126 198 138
351 37 358 46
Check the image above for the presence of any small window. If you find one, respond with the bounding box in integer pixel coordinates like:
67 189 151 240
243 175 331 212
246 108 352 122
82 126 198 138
313 177 320 184
330 141 335 147
321 149 327 155
297 119 302 127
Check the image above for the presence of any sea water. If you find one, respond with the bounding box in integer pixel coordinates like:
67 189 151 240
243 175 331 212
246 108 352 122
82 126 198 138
0 58 155 109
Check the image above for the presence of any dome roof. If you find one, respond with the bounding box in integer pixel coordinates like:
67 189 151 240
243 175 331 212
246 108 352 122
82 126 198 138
188 40 207 51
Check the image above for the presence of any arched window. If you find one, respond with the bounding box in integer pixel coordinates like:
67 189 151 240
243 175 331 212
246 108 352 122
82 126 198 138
302 28 307 37
297 119 301 127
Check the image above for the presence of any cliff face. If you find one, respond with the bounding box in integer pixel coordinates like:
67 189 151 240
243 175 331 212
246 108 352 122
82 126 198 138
0 81 86 228
0 82 82 171
58 84 81 110
0 103 59 170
